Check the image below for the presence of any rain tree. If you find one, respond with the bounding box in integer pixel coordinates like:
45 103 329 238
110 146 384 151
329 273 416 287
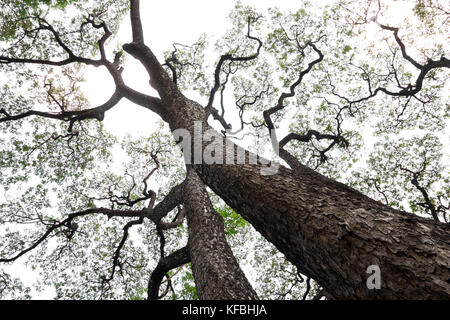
0 0 449 299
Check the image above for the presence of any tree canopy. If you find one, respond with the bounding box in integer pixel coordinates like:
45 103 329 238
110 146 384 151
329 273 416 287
0 0 448 299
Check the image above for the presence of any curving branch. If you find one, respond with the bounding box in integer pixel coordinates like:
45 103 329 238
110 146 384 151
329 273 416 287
153 203 185 260
163 41 205 86
333 20 450 111
81 13 113 61
368 178 391 206
279 129 349 163
302 277 312 300
92 152 161 209
158 205 185 230
0 91 123 132
147 246 190 300
154 204 186 260
101 216 144 284
228 75 273 137
146 181 185 224
0 15 105 67
261 41 325 167
402 168 440 223
263 41 324 132
397 158 445 223
410 175 440 222
376 21 449 95
205 15 263 127
0 207 147 264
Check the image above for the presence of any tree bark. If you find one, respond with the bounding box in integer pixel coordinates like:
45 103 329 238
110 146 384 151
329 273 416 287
183 168 258 300
121 25 450 299
194 159 450 299
159 94 450 299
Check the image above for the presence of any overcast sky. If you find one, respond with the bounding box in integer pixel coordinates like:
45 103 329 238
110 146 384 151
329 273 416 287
4 0 447 299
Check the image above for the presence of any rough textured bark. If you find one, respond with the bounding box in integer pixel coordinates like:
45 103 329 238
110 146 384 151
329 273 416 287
197 160 450 299
183 168 259 300
153 91 450 299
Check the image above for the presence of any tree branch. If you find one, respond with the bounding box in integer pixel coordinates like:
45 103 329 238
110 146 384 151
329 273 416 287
261 41 324 164
0 178 186 265
147 246 190 300
129 0 144 44
263 41 324 132
101 217 144 284
205 16 263 119
336 20 450 107
0 11 165 125
146 181 185 223
0 207 147 264
0 91 123 132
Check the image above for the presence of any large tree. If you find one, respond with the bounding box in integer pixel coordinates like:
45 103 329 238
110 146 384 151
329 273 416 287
0 0 449 299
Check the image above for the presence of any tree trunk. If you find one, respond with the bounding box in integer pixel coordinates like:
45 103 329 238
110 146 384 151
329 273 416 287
183 168 258 300
125 37 450 299
194 159 450 299
161 96 450 299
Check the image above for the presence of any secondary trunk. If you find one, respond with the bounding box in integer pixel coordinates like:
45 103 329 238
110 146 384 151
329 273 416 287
183 168 258 300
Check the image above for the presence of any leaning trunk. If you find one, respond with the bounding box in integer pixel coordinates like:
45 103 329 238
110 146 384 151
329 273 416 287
194 160 450 299
162 97 450 299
